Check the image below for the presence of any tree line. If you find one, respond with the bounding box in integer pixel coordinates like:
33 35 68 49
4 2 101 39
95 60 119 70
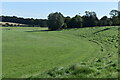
0 9 120 30
48 10 120 30
1 16 48 27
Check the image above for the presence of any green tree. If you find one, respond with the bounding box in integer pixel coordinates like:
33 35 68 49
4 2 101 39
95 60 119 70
111 16 119 26
99 16 112 26
48 12 64 30
109 10 118 17
82 11 99 27
69 15 83 28
64 16 71 28
109 10 119 25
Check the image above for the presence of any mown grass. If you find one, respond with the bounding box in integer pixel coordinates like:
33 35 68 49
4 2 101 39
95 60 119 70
1 26 119 78
2 27 100 78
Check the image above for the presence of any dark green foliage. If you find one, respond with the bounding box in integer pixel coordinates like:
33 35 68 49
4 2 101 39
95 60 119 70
111 16 119 26
62 23 67 29
64 16 71 28
109 10 120 26
99 16 112 26
65 15 82 28
68 15 82 28
1 16 48 27
82 11 99 27
48 12 64 30
109 10 119 17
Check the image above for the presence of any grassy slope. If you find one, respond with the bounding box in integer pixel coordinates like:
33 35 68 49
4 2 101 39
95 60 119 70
2 27 100 78
34 26 119 78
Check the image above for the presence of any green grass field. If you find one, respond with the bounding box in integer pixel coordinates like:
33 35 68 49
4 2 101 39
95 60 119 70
1 26 119 78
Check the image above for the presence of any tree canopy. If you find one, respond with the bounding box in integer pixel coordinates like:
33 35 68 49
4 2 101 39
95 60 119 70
68 15 82 28
48 12 64 30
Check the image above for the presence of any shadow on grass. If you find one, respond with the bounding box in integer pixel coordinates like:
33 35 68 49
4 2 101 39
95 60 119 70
25 29 62 32
25 30 51 32
93 28 111 34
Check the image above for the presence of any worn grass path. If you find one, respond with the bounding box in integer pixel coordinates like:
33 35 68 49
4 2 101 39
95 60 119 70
2 27 101 78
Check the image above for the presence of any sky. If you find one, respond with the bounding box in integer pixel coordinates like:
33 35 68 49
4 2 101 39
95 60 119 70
1 2 118 19
1 0 119 2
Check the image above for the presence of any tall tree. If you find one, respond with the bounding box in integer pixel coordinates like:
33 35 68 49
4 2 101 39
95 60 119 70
109 10 119 25
82 11 99 27
109 10 119 17
48 12 64 30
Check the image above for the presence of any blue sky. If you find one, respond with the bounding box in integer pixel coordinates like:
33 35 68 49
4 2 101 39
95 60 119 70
2 2 118 19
